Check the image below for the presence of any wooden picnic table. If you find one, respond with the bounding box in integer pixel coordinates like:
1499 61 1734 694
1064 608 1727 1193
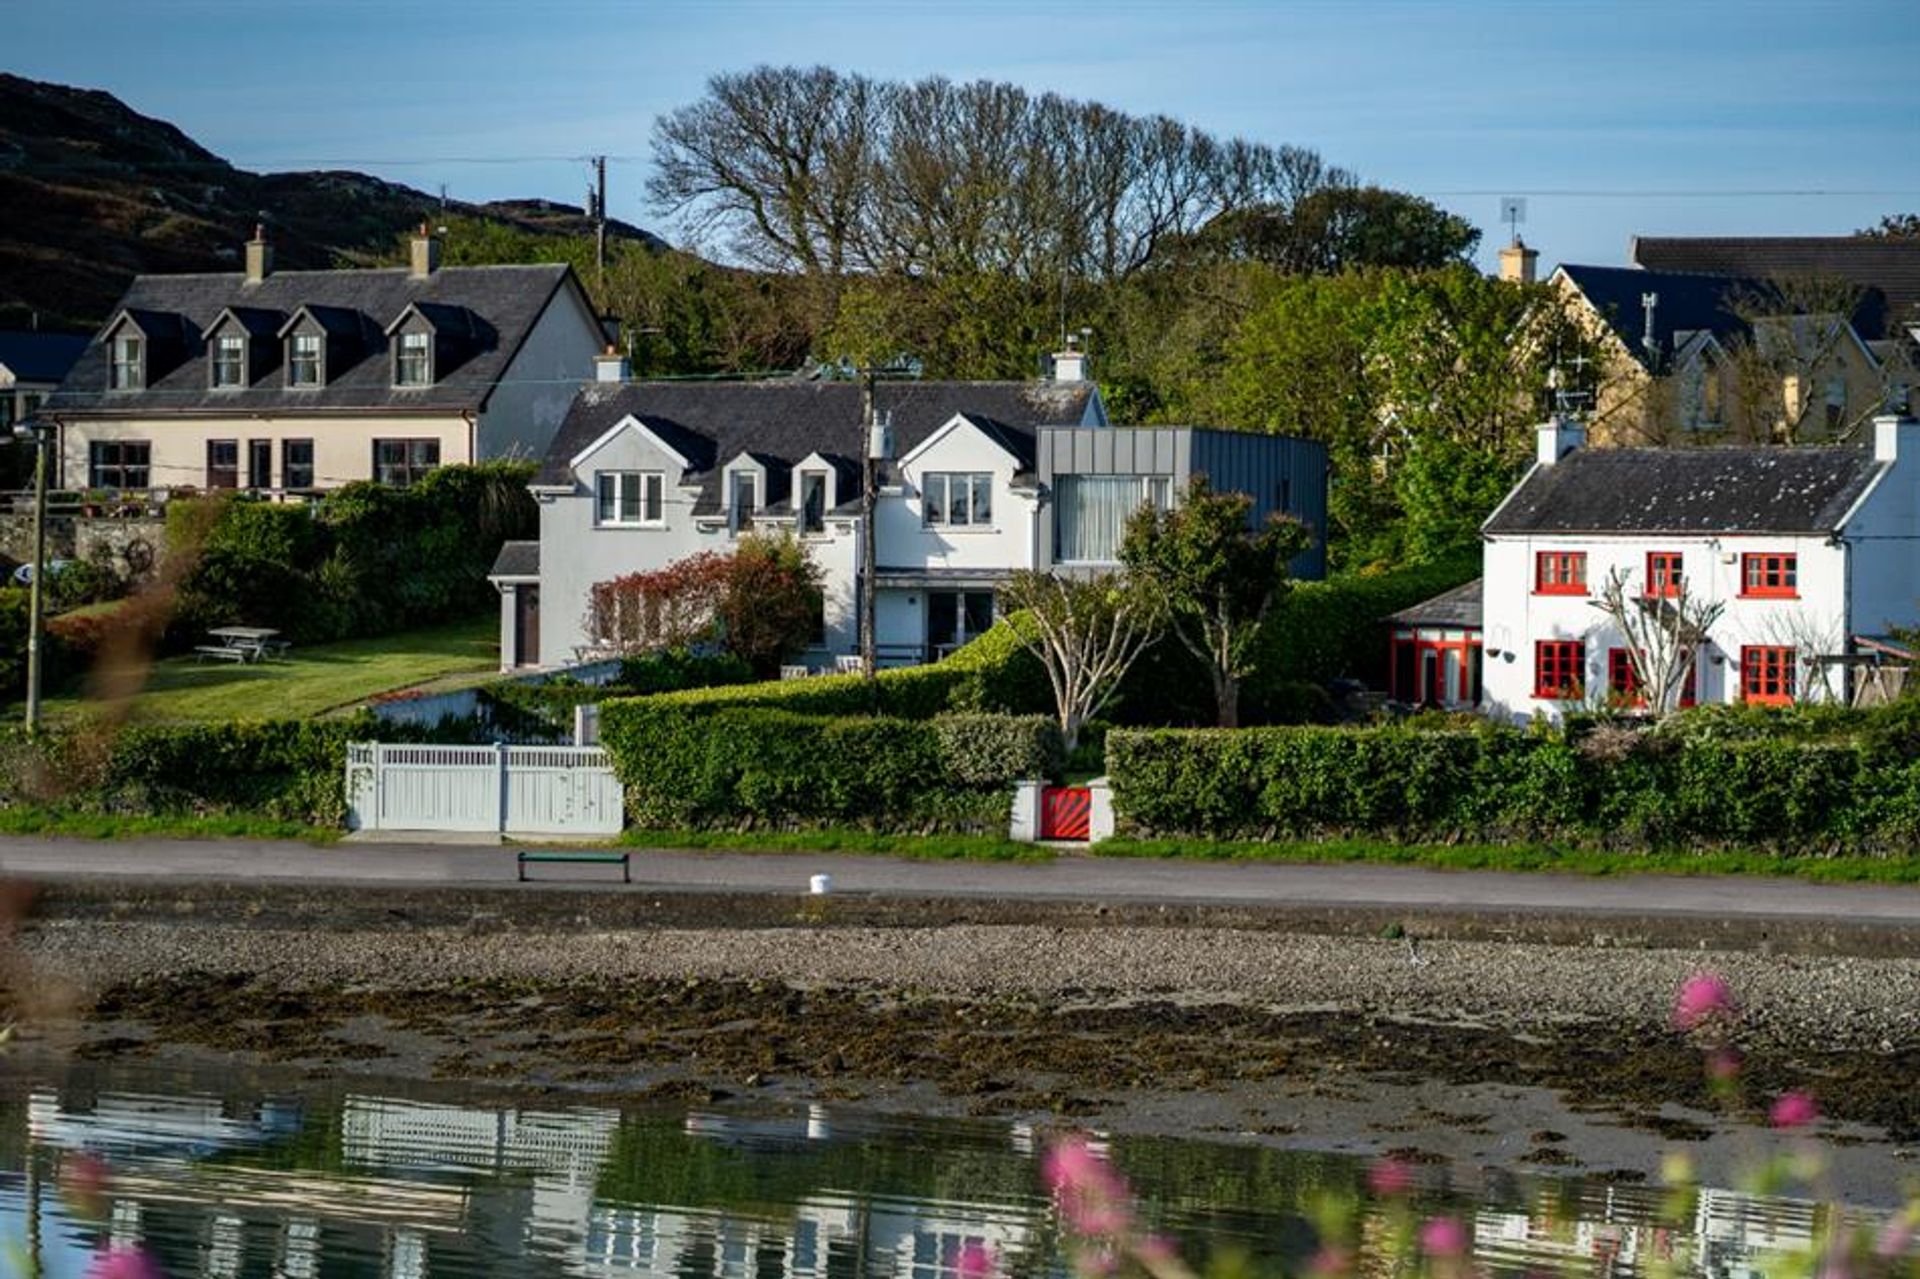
196 626 286 664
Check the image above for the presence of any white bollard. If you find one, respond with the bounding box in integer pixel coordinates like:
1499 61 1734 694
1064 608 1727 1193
809 873 832 896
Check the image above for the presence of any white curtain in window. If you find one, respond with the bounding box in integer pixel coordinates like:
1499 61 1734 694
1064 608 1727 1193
1056 475 1140 562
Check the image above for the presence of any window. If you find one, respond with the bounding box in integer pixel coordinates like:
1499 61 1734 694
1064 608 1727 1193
1535 551 1587 595
0 397 14 433
1741 553 1797 598
282 439 314 490
1742 645 1796 706
1147 475 1172 511
1647 551 1683 598
596 471 664 525
1608 647 1697 709
1533 640 1585 700
211 334 246 388
799 470 828 534
728 471 758 532
395 331 431 386
923 472 993 528
289 333 323 387
247 439 272 489
110 334 144 390
373 438 439 487
928 590 996 657
89 441 150 490
206 439 239 489
1054 474 1165 563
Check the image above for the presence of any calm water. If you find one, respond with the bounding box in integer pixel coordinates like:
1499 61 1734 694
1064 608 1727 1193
0 1063 1887 1279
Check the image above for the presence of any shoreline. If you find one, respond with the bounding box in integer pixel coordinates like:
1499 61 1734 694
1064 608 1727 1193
7 882 1920 1202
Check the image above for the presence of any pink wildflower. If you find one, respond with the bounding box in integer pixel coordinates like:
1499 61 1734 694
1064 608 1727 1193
1874 1215 1914 1259
1673 973 1735 1031
1705 1048 1743 1082
1306 1246 1353 1276
1367 1157 1413 1196
1419 1217 1469 1258
1770 1090 1819 1130
86 1248 163 1279
1044 1138 1132 1237
955 1243 997 1279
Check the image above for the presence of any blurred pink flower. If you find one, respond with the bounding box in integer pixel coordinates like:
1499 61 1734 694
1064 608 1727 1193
1044 1138 1132 1237
1419 1217 1469 1258
1306 1245 1353 1276
87 1248 163 1279
1770 1091 1818 1130
1874 1216 1913 1259
955 1243 997 1279
1135 1235 1177 1263
1705 1048 1743 1082
1367 1157 1413 1196
1673 973 1735 1031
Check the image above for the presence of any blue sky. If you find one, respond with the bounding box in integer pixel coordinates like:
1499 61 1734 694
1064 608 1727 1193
11 0 1920 272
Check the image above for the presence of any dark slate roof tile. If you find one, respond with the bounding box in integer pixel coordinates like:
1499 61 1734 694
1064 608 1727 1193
488 540 539 578
1557 264 1775 369
47 264 576 415
1632 236 1920 337
1387 578 1482 628
1484 447 1884 535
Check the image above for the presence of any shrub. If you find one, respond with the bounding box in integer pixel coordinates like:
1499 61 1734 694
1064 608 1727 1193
933 713 1064 784
1107 716 1920 855
475 649 755 738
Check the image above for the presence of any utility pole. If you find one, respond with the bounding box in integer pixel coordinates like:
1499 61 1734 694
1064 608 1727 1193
16 418 51 734
591 154 608 290
860 367 878 679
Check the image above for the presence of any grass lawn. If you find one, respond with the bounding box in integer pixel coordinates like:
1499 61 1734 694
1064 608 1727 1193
41 614 499 722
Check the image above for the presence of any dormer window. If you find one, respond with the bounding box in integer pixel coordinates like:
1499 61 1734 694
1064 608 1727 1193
289 333 323 387
211 334 246 388
396 331 431 386
800 469 828 533
110 334 144 390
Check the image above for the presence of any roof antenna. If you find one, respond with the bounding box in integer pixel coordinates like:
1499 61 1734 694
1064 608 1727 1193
1499 196 1526 248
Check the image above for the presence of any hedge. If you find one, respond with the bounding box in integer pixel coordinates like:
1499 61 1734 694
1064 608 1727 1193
1107 711 1920 854
601 704 1061 831
475 649 755 738
0 714 467 826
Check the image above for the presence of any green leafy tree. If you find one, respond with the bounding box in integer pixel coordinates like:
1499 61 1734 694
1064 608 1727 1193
998 571 1161 752
717 532 826 674
1119 477 1312 728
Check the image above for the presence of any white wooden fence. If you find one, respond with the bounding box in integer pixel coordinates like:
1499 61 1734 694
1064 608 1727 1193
344 743 624 835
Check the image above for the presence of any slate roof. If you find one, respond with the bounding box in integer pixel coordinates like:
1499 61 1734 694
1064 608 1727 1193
0 331 88 384
1388 578 1483 629
538 379 1098 515
1632 236 1920 337
1557 264 1775 370
1483 447 1885 536
45 263 579 415
488 540 540 579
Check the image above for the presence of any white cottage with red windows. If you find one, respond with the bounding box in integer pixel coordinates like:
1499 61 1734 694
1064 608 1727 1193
1475 414 1920 723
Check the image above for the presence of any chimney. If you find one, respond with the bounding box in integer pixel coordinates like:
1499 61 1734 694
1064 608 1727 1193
409 222 441 278
1641 291 1661 365
1497 238 1537 284
1536 415 1586 466
593 344 630 383
244 224 273 283
1051 333 1089 384
1873 413 1920 463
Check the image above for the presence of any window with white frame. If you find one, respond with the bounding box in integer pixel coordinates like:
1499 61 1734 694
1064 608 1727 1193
596 471 664 525
1054 474 1171 563
109 334 144 390
923 472 992 527
799 470 829 533
211 334 246 388
289 332 323 386
728 471 758 531
395 331 431 386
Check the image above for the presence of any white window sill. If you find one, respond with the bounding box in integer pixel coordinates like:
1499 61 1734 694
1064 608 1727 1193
921 524 1001 534
596 521 667 530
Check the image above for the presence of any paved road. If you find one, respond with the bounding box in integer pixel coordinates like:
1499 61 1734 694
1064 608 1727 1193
2 835 1920 925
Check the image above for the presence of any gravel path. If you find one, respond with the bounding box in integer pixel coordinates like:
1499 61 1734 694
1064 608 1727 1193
23 919 1920 1049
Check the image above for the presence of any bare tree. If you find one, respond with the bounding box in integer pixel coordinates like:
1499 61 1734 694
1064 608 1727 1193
999 570 1160 753
1722 275 1872 444
1588 567 1725 718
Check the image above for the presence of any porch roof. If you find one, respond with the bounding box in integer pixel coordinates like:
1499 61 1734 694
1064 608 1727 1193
1387 578 1483 630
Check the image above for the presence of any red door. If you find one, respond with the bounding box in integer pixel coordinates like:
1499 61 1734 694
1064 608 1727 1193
1040 786 1091 840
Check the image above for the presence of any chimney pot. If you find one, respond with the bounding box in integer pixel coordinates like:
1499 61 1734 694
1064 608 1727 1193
593 344 630 383
1497 239 1537 284
1051 347 1089 384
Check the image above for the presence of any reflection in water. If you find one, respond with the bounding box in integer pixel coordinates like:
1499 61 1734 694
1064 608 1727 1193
0 1072 1889 1278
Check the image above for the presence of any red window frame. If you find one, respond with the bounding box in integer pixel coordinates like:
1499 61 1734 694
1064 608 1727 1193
1741 645 1796 706
1741 553 1798 599
1608 647 1697 709
1534 640 1585 699
1646 551 1683 598
1535 551 1587 596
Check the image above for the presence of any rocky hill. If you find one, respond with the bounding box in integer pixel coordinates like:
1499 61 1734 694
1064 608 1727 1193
0 73 663 332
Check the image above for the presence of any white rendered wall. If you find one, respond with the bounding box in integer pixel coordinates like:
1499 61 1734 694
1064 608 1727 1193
476 283 602 463
882 419 1042 573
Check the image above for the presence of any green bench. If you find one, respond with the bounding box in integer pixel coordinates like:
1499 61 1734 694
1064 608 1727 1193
516 850 631 883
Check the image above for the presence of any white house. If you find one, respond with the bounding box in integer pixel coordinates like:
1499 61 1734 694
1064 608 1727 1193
1476 414 1920 722
489 356 1330 671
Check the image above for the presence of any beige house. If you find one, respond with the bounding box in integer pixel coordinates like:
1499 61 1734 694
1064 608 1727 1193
41 227 603 494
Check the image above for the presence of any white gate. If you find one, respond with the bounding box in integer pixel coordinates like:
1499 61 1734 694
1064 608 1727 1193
345 743 624 835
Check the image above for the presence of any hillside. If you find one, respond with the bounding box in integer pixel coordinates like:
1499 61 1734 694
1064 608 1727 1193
0 73 664 331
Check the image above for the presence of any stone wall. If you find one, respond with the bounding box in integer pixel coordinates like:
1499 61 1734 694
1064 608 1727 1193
0 513 166 575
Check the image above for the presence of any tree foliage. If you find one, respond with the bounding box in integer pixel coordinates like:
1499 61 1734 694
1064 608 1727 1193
998 571 1161 752
587 534 823 674
1119 477 1312 728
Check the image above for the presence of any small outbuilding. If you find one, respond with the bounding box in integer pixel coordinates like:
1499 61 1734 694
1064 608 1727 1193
1386 578 1483 709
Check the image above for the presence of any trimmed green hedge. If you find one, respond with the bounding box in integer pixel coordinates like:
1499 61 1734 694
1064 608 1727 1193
601 703 1061 831
1107 712 1920 854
